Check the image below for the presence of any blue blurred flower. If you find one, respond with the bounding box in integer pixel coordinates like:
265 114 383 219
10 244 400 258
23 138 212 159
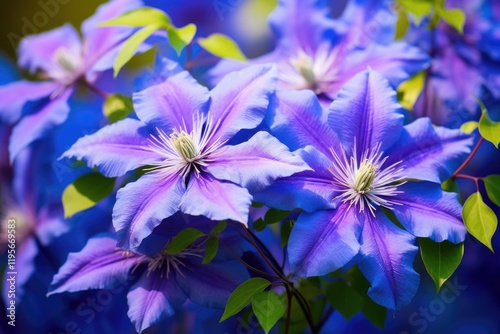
209 0 429 104
0 0 145 161
409 0 500 126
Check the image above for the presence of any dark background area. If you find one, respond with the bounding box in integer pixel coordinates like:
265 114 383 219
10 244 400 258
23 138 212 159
1 0 106 60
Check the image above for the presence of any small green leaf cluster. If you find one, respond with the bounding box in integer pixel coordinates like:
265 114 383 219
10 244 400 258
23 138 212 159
100 7 246 77
396 0 466 39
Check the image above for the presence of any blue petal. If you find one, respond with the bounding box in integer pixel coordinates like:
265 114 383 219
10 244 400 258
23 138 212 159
133 60 210 131
337 0 397 45
339 42 430 92
127 273 186 333
358 210 419 309
209 65 277 143
180 174 252 224
270 0 336 51
288 204 362 277
18 24 81 74
114 173 186 251
9 87 73 162
253 145 336 212
0 80 60 124
269 89 339 155
328 70 404 157
206 49 280 88
386 118 474 183
62 118 159 177
206 131 310 193
49 234 136 295
392 182 466 243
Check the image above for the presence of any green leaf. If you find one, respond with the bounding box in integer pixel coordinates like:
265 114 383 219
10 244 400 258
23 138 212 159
99 7 171 27
326 280 363 320
220 278 271 322
484 175 500 207
441 178 459 193
165 228 206 254
438 7 466 33
203 238 219 264
463 192 498 251
397 71 426 111
103 94 133 123
362 298 388 329
62 173 115 218
114 24 160 77
210 221 227 236
280 220 293 247
345 266 388 329
398 0 432 25
299 276 321 297
167 23 197 55
253 218 266 232
395 10 410 40
478 103 500 148
252 291 286 334
198 33 247 61
419 238 464 291
460 121 478 134
264 208 289 225
286 297 308 333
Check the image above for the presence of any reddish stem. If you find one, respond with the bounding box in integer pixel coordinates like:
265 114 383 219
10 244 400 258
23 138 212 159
452 137 484 179
455 174 481 192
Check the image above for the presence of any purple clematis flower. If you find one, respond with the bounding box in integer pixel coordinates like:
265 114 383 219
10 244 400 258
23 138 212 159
48 214 251 333
62 59 309 251
209 0 429 103
0 0 144 161
408 0 500 126
255 70 474 309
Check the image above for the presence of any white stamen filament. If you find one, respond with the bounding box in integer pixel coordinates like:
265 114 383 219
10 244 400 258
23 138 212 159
328 140 406 216
281 43 341 94
290 51 316 88
129 246 204 279
145 112 227 179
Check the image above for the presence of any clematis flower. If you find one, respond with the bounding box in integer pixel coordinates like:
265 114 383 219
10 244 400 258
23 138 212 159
62 59 309 250
255 70 474 309
49 214 251 333
0 0 145 161
408 0 500 126
209 0 429 103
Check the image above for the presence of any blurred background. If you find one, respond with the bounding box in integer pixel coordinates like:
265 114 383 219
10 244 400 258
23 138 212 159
0 1 107 59
1 1 500 334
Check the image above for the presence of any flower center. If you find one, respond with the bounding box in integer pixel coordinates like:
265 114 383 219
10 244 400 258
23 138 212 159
170 130 198 162
328 141 406 215
145 246 204 278
290 51 316 88
47 47 84 86
1 207 34 251
55 48 81 73
353 160 377 194
146 113 227 180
